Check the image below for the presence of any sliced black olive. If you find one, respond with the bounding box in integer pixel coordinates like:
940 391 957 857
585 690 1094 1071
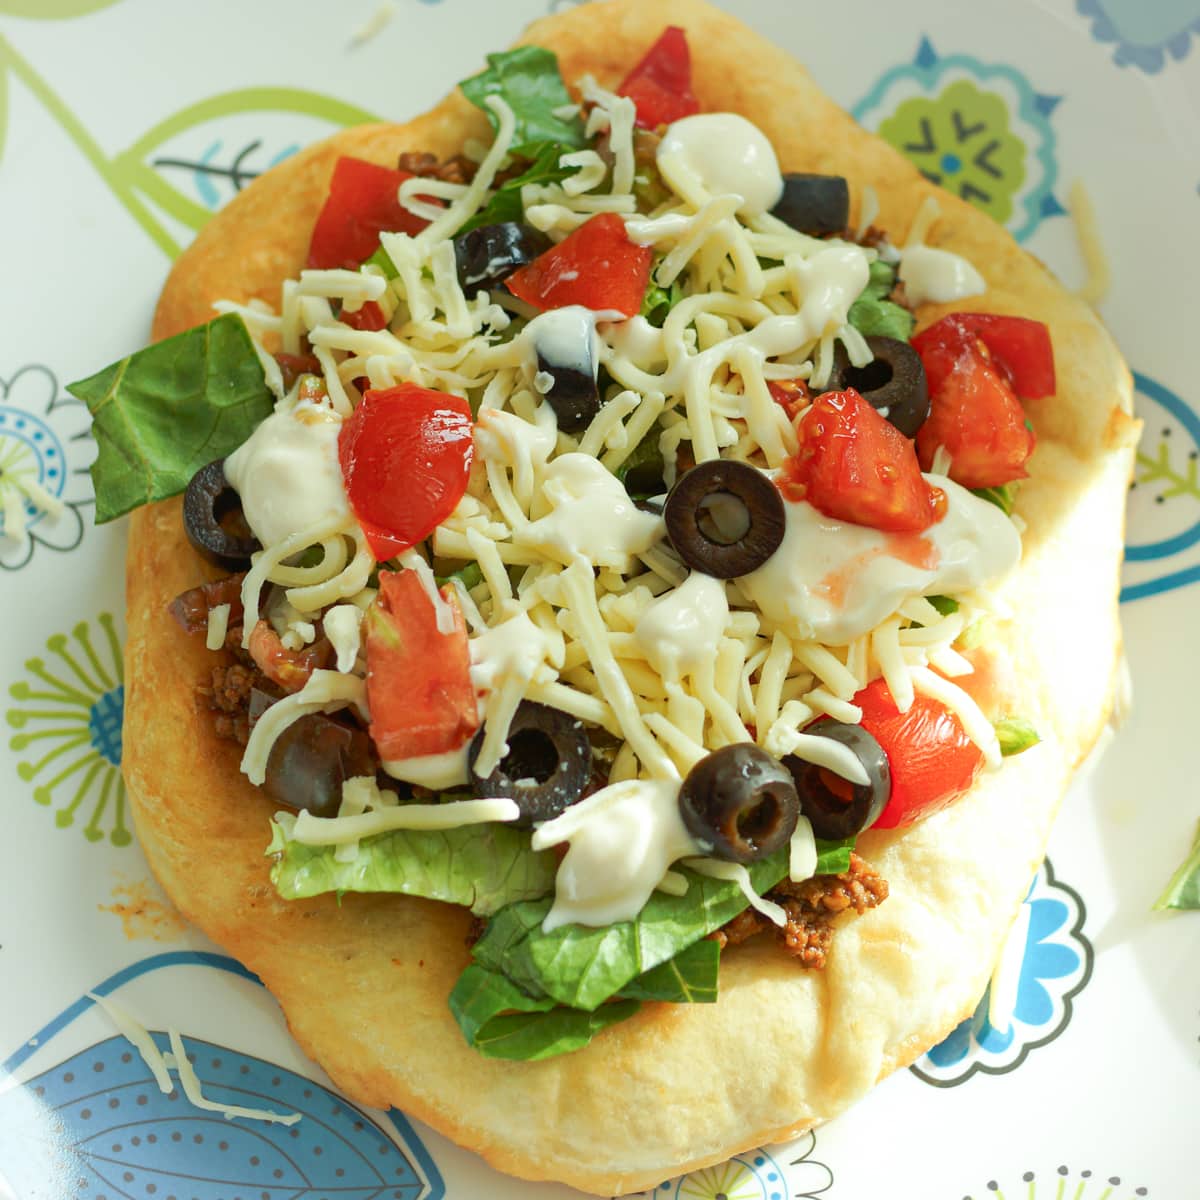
468 701 591 827
820 336 930 438
453 221 552 299
770 173 850 236
679 744 800 864
664 459 785 579
782 723 890 840
530 307 601 433
248 687 375 818
183 458 259 571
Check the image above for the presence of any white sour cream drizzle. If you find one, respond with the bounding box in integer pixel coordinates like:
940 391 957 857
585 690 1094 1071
225 402 350 547
634 572 729 682
469 610 557 696
514 453 664 568
898 244 986 308
524 305 599 376
531 778 698 931
740 476 1021 645
657 114 784 217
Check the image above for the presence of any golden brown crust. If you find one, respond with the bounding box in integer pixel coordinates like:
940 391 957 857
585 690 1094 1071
125 0 1136 1191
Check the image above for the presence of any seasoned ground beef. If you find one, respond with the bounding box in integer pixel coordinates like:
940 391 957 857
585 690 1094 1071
198 661 263 746
712 853 889 969
398 150 477 185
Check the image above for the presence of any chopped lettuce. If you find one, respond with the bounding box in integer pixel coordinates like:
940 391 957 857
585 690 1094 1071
470 852 788 1011
617 938 721 1003
449 965 641 1060
814 835 856 875
615 421 666 500
640 275 682 327
973 482 1019 516
927 594 960 616
459 140 581 234
68 314 273 523
847 258 915 342
268 820 556 916
994 717 1041 757
449 938 721 1060
459 46 586 159
1154 822 1200 911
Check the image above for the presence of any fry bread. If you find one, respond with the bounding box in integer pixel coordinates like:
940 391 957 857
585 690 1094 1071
124 0 1137 1190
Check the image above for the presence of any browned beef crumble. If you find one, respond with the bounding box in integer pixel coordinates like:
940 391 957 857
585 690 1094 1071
711 853 889 969
398 150 478 186
199 661 264 746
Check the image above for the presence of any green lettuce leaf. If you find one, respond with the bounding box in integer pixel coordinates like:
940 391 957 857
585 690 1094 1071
640 275 683 328
269 821 556 916
615 938 720 1003
973 482 1019 516
848 294 916 341
994 716 1040 757
847 259 915 342
449 964 641 1060
814 836 856 875
615 421 666 500
459 140 581 234
471 851 789 1011
459 46 586 159
860 257 896 301
1154 822 1200 911
927 594 960 616
449 938 720 1060
68 313 273 523
436 561 484 591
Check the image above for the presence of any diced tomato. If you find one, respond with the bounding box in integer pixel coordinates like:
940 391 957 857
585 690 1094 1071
340 300 389 331
337 383 474 562
914 338 1036 489
617 26 701 130
913 313 1055 400
307 157 430 271
780 388 947 533
247 620 333 693
767 378 810 422
365 569 479 761
853 679 985 829
505 213 653 318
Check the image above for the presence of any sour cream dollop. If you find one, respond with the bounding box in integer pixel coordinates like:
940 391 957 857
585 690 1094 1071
740 476 1021 645
225 402 350 547
658 113 784 217
532 778 697 931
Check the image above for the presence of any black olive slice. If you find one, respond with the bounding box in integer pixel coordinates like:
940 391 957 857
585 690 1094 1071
531 308 601 433
183 459 259 571
664 460 785 579
821 336 930 438
679 744 800 864
468 701 591 827
452 221 552 299
248 687 375 818
770 173 850 236
783 723 890 840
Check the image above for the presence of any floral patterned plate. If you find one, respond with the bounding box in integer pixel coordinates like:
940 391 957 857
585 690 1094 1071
2 1 1198 1196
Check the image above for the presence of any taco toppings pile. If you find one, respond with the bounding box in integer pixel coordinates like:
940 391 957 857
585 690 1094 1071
72 27 1054 1062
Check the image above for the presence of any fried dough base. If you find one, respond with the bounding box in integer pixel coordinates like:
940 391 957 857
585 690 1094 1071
124 0 1137 1191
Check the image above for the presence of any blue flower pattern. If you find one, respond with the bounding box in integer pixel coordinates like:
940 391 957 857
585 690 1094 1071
912 861 1092 1085
1077 0 1200 72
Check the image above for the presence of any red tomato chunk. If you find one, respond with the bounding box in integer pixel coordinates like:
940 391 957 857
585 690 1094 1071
617 26 701 130
307 157 430 271
853 679 985 829
337 384 474 562
781 388 946 533
505 213 653 319
366 570 479 762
